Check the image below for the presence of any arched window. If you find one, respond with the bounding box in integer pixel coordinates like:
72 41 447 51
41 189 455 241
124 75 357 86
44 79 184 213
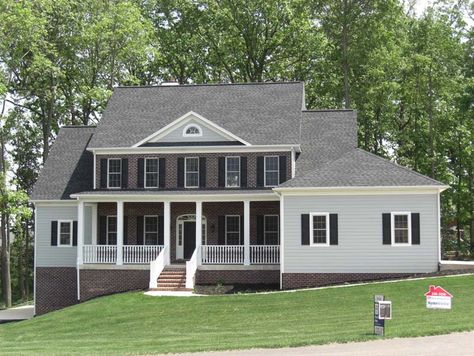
183 124 202 137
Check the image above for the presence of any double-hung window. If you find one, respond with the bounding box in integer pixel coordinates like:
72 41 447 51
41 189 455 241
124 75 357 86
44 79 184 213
106 216 117 245
145 158 159 188
144 215 159 245
107 158 122 188
226 157 240 188
264 215 279 244
185 157 199 188
225 215 241 245
58 220 73 246
264 156 279 187
391 212 411 245
310 213 329 246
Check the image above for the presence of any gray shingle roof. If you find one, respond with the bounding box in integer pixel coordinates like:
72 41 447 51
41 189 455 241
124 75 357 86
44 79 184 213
88 82 305 148
31 127 95 200
281 148 446 188
71 189 276 196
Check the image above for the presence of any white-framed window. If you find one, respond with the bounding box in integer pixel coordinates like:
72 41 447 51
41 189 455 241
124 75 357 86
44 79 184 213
391 212 411 245
185 157 199 188
106 216 117 245
264 156 279 187
107 158 122 189
144 158 159 188
144 215 159 245
264 215 279 245
309 212 329 246
225 156 240 188
58 220 73 247
183 124 202 137
225 215 240 245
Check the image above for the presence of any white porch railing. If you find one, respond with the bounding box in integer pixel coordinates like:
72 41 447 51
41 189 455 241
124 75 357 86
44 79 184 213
149 245 169 288
250 245 280 264
83 245 117 264
201 245 244 264
123 245 163 264
186 247 200 289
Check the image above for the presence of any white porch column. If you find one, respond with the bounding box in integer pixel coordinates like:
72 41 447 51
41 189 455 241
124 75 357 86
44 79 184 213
116 201 124 265
164 201 171 264
195 201 202 265
77 200 85 265
244 200 250 265
91 203 98 245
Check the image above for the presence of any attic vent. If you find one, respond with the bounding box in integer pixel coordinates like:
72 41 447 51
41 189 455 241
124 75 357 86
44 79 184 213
183 124 202 137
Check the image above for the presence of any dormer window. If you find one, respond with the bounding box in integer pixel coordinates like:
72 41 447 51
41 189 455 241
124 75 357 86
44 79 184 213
183 124 202 137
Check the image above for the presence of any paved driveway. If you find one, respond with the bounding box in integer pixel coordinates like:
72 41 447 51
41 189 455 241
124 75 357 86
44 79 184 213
175 331 474 356
0 305 34 323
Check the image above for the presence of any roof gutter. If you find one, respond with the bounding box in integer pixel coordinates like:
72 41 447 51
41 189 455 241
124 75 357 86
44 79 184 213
274 185 450 195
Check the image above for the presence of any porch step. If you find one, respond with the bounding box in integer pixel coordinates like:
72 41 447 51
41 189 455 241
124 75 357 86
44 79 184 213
149 287 193 292
156 267 187 291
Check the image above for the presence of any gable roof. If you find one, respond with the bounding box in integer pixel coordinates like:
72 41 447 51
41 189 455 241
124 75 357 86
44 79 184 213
88 82 305 149
281 148 446 188
31 127 95 200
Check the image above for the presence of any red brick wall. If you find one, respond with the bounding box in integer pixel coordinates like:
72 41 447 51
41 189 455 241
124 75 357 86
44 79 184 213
95 151 291 190
35 267 78 315
281 272 411 289
196 269 280 285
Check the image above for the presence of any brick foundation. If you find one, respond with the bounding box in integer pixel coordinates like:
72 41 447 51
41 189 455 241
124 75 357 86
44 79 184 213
79 269 149 301
196 269 280 285
35 267 78 315
281 272 412 289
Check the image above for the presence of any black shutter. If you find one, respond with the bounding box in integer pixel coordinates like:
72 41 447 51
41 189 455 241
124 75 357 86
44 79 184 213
73 221 78 246
257 215 264 245
412 213 420 245
382 213 391 245
123 216 129 245
199 157 206 188
159 158 166 188
257 156 264 187
177 158 184 188
241 156 247 188
51 221 58 246
240 215 244 245
301 214 310 245
100 159 107 188
136 216 144 245
158 216 164 245
218 216 225 245
137 158 144 188
279 155 287 184
121 158 128 188
329 214 338 245
99 216 107 245
218 157 226 187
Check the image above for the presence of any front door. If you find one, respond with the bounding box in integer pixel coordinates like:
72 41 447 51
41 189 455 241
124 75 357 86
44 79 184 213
183 221 196 260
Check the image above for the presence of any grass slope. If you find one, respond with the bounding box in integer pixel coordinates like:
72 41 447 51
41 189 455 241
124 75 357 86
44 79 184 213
1 275 474 355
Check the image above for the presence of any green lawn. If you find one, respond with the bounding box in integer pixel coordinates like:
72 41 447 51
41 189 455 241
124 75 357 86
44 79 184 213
1 275 474 355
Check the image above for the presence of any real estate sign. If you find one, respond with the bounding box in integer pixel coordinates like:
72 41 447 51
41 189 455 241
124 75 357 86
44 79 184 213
425 285 453 310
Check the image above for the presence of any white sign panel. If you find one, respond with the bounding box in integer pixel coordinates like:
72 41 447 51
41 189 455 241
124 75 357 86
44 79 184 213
425 285 453 310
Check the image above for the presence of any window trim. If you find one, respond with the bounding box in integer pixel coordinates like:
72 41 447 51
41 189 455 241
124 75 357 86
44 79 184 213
184 157 200 188
57 220 73 247
309 212 330 247
107 158 122 189
144 158 159 188
143 215 159 245
106 215 117 245
264 155 279 187
225 215 241 245
391 212 412 246
225 156 241 188
182 124 203 137
264 215 279 245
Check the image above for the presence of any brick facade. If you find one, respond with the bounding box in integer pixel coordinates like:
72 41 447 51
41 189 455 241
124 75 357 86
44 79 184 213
196 269 280 285
281 272 412 289
79 269 149 301
95 151 291 190
35 267 77 315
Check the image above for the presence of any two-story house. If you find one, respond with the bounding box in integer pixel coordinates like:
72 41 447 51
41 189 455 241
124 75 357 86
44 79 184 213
31 82 447 314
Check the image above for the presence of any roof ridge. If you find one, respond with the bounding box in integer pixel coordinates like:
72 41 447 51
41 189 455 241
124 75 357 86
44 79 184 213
302 109 355 113
61 125 97 129
114 81 303 89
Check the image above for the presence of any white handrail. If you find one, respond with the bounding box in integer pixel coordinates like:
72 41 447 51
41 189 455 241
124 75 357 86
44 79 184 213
83 245 117 264
201 245 244 264
123 245 163 264
250 245 280 264
185 247 200 289
149 245 168 289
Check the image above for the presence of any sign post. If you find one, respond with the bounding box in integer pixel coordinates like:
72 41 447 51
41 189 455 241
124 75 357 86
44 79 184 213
374 295 385 336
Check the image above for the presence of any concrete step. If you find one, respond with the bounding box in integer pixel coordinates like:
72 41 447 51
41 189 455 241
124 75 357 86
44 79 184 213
150 287 192 292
